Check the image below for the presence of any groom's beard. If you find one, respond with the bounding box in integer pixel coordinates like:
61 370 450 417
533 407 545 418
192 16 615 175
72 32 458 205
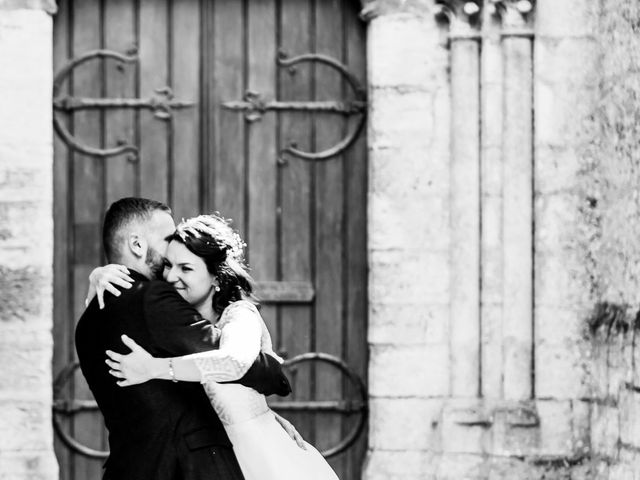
145 246 165 280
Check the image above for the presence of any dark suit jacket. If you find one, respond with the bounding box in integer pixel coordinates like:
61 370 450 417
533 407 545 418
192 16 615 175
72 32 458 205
75 270 291 480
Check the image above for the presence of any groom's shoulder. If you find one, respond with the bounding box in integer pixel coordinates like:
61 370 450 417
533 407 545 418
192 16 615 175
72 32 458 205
142 280 183 305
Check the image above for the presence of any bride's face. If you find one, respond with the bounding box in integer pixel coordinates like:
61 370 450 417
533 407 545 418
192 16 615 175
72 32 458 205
164 240 216 308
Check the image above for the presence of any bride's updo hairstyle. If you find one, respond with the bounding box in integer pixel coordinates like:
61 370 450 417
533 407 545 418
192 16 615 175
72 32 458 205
168 214 257 315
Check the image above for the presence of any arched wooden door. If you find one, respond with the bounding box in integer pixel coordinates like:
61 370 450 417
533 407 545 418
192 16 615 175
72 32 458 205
52 1 368 479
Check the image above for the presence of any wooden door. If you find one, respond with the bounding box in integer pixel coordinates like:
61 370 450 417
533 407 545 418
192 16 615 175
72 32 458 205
52 1 368 479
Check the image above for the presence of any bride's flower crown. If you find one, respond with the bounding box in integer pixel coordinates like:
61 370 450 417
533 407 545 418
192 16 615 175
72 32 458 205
175 214 246 262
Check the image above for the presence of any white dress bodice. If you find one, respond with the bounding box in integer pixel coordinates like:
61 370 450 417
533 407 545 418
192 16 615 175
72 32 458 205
202 382 269 426
187 301 277 425
181 300 340 480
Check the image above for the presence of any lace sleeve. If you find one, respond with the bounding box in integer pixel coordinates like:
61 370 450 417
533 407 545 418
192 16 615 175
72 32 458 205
186 301 263 383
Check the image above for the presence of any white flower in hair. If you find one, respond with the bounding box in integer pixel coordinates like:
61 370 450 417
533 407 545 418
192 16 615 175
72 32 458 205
176 214 246 262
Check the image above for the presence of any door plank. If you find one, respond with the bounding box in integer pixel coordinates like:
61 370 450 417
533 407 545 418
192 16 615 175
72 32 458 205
104 0 137 208
246 0 278 356
139 0 170 203
256 281 314 303
314 0 346 474
52 1 72 476
171 0 201 220
211 0 246 226
343 3 369 477
71 0 105 477
279 0 314 442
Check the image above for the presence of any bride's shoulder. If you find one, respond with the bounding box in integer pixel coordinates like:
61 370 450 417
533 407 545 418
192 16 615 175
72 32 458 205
218 300 261 327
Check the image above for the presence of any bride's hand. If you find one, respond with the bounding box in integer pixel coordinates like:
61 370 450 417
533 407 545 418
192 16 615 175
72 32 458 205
272 412 306 450
86 264 134 309
105 335 163 387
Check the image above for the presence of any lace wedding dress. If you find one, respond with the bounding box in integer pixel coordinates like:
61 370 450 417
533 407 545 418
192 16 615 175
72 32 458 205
188 301 339 480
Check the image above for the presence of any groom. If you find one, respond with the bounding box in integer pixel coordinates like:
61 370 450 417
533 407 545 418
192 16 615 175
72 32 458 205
75 197 291 480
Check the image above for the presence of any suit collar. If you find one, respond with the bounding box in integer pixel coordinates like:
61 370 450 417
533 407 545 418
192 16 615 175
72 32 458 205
127 269 150 282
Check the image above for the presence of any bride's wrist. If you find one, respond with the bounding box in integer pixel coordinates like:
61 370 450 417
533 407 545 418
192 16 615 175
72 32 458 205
153 358 171 380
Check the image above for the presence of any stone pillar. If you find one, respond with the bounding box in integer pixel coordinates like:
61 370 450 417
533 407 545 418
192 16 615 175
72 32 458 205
0 1 58 479
533 0 598 452
362 1 450 479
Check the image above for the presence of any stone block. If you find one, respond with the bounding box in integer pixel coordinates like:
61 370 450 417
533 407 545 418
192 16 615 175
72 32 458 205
535 146 582 196
535 251 591 308
590 403 620 458
535 306 589 346
536 0 599 38
368 344 449 397
441 399 490 455
0 155 52 203
368 302 448 345
535 399 577 457
0 200 53 269
369 397 442 450
491 401 540 457
369 191 449 251
0 338 52 399
619 389 640 450
369 140 450 198
535 192 583 252
0 265 51 323
535 81 598 150
0 400 52 451
0 12 52 148
535 37 599 87
435 453 486 480
480 305 504 400
362 449 436 480
0 451 58 480
368 13 445 90
369 88 441 156
369 248 449 303
535 342 589 400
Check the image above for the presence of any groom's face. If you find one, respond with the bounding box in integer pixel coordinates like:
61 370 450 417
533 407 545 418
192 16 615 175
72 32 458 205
143 210 175 279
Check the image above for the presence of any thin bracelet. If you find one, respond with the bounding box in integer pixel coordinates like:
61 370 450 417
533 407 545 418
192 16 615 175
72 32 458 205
169 359 178 383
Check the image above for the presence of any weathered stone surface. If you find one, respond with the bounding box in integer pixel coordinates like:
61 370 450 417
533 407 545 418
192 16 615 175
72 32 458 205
368 13 444 89
0 451 59 480
369 249 449 303
369 397 442 450
362 449 437 480
0 7 56 480
536 0 599 38
368 302 448 345
0 266 51 323
0 400 53 451
369 344 449 397
0 0 57 14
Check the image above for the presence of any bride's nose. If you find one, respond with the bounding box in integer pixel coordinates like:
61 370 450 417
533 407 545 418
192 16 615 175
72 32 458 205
165 267 179 284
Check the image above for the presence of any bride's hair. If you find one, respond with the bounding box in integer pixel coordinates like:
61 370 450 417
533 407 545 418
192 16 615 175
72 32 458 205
168 214 257 315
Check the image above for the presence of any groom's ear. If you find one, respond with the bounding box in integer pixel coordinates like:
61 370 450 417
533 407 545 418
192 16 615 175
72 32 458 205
127 232 147 259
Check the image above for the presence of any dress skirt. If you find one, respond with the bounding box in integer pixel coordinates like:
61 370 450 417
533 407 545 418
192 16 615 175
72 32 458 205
225 411 339 480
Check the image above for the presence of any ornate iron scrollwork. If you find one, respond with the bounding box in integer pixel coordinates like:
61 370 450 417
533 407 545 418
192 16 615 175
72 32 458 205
271 352 368 458
223 52 367 161
53 49 195 159
52 362 108 459
53 353 367 460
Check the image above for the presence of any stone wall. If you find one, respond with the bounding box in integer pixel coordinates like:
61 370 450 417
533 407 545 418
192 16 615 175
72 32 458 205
364 0 640 478
364 1 451 478
577 0 640 477
0 1 58 479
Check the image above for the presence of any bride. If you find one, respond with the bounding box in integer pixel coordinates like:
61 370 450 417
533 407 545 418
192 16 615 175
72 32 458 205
94 214 339 480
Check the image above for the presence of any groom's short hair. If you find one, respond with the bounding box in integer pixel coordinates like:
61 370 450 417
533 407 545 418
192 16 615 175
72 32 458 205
103 197 172 262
